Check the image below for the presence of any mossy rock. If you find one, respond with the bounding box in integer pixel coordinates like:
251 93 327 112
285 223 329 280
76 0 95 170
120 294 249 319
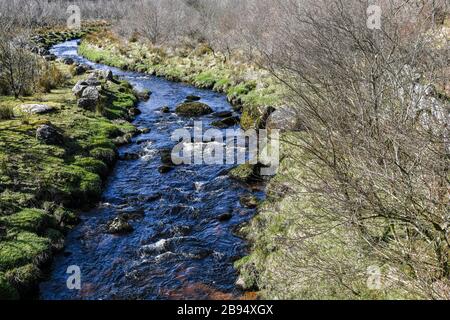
0 209 51 233
175 102 213 117
5 263 41 294
0 232 51 271
53 207 79 227
73 157 109 177
229 164 259 183
240 105 275 130
45 165 103 206
89 147 117 166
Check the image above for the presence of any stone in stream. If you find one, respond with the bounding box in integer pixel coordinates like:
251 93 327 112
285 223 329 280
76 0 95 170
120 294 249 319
161 106 171 113
128 107 142 117
94 69 114 81
239 195 259 209
217 213 233 222
119 152 140 161
158 165 175 174
134 89 152 101
212 111 233 118
211 116 240 129
107 216 133 234
20 104 54 115
175 102 213 117
185 95 201 102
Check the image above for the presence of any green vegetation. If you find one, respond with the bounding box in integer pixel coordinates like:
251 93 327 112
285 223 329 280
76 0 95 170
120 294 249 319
78 32 285 129
0 61 138 299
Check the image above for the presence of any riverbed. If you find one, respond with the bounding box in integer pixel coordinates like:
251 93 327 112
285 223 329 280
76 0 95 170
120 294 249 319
39 40 263 300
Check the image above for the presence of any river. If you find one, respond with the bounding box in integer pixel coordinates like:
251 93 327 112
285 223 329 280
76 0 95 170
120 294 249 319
39 40 263 300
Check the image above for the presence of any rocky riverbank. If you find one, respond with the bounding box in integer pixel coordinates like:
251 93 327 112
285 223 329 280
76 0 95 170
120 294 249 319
0 52 142 299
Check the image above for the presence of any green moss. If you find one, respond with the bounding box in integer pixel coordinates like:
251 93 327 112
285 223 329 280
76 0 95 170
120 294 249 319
0 209 50 233
89 147 117 166
5 263 41 292
193 71 217 88
0 232 51 272
78 42 128 69
229 164 257 183
72 157 108 177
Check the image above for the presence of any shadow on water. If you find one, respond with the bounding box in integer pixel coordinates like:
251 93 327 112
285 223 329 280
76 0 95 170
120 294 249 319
39 40 264 300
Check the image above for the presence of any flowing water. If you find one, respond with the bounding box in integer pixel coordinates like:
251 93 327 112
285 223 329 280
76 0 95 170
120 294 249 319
40 40 263 300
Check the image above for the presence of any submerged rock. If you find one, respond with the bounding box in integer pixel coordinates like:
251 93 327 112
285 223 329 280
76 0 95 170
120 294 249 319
240 195 259 209
158 165 175 174
36 124 63 145
107 217 133 234
212 111 233 118
161 106 171 113
185 95 201 102
217 213 233 222
20 104 54 115
175 102 213 117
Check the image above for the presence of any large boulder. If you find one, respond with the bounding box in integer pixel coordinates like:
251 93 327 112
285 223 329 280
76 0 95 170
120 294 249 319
95 69 114 81
20 104 54 115
36 124 63 145
85 75 100 87
212 111 233 118
81 86 100 101
175 102 213 117
266 105 304 132
72 80 88 98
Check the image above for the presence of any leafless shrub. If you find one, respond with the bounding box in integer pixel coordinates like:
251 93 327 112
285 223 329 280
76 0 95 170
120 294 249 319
255 0 449 299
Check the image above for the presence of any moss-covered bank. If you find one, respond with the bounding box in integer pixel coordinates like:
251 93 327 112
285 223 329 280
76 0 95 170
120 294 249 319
78 31 286 130
0 61 139 299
